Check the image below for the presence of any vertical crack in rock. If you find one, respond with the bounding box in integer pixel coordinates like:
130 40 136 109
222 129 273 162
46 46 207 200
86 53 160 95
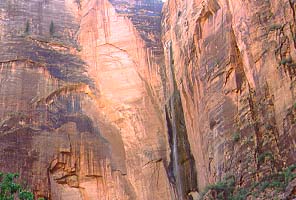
164 41 198 199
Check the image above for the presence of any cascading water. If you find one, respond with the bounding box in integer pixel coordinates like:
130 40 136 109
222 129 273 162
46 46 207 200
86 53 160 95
167 41 184 200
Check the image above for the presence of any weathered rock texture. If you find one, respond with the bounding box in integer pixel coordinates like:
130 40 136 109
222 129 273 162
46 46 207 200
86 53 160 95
1 0 296 199
0 0 172 199
162 0 296 198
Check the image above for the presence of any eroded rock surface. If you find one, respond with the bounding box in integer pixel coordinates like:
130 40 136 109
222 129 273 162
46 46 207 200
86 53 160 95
1 0 296 199
0 0 172 199
162 0 296 198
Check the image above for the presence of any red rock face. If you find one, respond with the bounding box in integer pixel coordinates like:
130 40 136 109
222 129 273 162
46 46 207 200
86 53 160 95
162 0 296 198
1 0 296 199
0 0 172 199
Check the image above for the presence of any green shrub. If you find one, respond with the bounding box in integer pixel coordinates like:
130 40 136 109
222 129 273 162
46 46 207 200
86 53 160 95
232 132 240 143
201 164 296 200
282 164 296 185
0 172 33 200
258 151 274 164
269 181 285 189
202 175 235 199
269 24 282 32
280 57 292 65
258 181 270 192
293 102 296 109
230 188 250 200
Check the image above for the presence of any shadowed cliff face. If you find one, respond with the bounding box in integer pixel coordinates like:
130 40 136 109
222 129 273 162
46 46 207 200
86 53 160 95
0 0 172 199
162 0 296 199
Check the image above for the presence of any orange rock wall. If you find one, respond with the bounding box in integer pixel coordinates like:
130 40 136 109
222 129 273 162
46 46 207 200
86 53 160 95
162 0 296 195
0 0 172 199
1 0 296 199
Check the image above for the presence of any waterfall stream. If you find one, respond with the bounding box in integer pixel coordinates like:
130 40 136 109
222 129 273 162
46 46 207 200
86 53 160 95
168 41 183 200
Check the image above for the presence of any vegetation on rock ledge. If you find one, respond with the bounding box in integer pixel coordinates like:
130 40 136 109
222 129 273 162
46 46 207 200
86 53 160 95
0 172 44 200
201 164 296 200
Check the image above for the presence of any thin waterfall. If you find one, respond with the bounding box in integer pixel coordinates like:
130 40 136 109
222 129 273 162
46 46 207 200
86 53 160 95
167 41 183 199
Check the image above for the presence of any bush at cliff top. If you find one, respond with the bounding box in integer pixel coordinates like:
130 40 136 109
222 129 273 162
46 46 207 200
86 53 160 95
0 172 33 200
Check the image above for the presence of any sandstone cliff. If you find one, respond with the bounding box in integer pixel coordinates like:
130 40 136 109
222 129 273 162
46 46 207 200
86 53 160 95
0 0 172 199
162 0 296 199
1 0 296 199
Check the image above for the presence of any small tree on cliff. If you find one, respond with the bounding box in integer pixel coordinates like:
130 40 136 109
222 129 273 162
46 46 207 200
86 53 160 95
0 172 34 200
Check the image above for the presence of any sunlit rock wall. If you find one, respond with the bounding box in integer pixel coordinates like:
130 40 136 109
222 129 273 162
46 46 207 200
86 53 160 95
0 0 172 199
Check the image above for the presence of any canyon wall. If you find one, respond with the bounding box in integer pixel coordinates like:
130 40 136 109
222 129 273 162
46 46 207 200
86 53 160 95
1 0 296 199
0 0 173 199
162 0 296 198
